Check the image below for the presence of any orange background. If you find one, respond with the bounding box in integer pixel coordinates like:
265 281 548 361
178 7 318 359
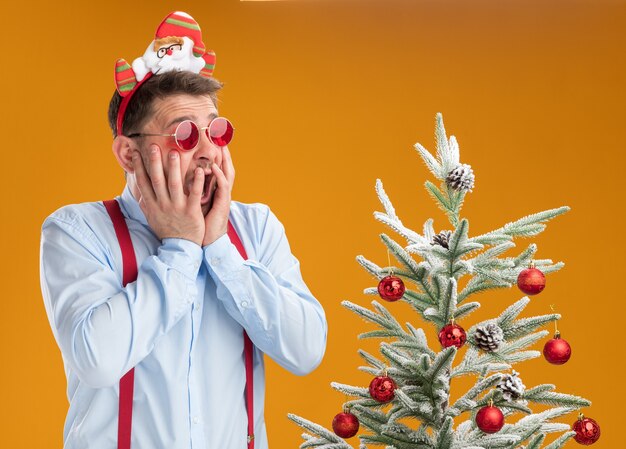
1 0 623 447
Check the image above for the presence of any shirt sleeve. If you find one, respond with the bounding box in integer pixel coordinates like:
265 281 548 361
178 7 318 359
39 214 202 388
202 205 328 376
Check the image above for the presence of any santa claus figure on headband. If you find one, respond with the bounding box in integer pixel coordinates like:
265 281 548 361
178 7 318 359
130 11 213 82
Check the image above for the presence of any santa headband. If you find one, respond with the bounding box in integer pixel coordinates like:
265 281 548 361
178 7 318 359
114 11 217 136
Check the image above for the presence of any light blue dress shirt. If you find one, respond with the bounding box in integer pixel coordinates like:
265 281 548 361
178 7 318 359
39 183 328 449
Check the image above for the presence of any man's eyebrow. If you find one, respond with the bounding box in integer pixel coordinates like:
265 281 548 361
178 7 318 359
165 116 191 128
165 112 218 129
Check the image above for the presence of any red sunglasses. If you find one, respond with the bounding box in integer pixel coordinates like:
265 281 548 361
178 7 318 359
127 117 234 150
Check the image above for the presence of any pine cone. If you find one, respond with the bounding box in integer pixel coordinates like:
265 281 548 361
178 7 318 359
431 230 452 249
497 370 526 401
446 163 475 192
474 321 504 352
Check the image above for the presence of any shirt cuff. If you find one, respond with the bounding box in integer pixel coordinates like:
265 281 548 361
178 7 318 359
158 238 203 280
202 233 247 281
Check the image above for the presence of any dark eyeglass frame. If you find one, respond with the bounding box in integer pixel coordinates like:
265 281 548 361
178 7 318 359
157 43 183 58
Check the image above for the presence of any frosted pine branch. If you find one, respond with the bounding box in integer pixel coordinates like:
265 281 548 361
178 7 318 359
503 207 571 235
286 414 351 449
374 179 429 246
422 277 459 328
497 297 531 327
470 207 571 243
424 180 454 218
423 218 436 242
402 290 437 315
380 343 420 374
435 113 453 176
457 276 510 303
414 141 444 180
448 219 483 261
523 385 591 408
454 301 481 320
375 212 426 247
380 233 422 276
358 349 387 371
330 382 370 399
434 416 454 449
423 347 456 424
375 178 398 221
544 431 576 449
447 374 504 418
503 314 560 341
356 255 385 279
342 300 416 342
507 407 577 436
526 433 546 449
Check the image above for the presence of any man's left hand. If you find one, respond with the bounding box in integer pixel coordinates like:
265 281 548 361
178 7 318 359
202 146 235 246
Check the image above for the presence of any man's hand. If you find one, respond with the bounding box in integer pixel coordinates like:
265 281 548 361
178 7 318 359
133 145 206 246
202 147 235 246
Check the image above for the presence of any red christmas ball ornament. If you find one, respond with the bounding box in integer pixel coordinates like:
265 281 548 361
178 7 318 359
332 410 360 438
475 404 505 434
543 331 572 365
377 275 405 301
573 414 601 445
517 261 546 295
369 375 397 403
438 321 467 348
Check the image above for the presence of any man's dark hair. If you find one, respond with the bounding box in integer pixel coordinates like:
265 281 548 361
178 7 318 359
108 71 224 138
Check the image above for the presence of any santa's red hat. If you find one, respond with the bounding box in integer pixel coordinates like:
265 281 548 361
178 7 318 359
155 11 206 58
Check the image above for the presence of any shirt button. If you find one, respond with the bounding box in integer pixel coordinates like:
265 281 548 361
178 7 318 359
241 300 248 308
187 296 194 304
211 257 221 266
193 261 200 269
192 416 200 424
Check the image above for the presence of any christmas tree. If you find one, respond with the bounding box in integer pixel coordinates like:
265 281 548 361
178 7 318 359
287 114 600 448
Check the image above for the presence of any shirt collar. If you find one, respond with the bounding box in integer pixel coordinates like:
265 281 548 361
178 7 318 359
117 181 149 227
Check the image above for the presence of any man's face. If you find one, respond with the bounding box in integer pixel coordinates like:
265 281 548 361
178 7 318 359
133 94 224 216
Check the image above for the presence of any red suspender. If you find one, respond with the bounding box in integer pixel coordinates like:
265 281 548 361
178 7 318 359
103 199 254 449
103 200 137 449
227 221 255 449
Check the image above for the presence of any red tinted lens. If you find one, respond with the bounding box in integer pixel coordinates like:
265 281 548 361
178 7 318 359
174 121 200 150
208 117 234 146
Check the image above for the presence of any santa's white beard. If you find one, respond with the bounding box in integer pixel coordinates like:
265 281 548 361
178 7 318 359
133 36 205 81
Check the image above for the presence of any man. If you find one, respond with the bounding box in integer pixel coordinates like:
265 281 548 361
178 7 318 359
39 11 327 449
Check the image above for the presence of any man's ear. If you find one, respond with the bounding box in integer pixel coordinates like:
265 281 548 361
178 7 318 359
112 136 136 174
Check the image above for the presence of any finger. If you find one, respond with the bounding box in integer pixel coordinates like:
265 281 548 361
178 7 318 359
221 146 235 187
210 162 230 211
188 167 205 208
147 145 169 202
132 151 156 204
167 150 184 204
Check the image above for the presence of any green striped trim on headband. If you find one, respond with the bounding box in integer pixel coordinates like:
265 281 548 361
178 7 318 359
116 63 131 73
166 18 201 31
117 76 137 85
118 83 136 92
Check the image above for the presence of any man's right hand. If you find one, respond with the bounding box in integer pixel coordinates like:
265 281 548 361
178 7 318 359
132 145 205 246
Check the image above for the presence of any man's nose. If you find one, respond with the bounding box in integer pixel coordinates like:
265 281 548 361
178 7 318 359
193 130 220 164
